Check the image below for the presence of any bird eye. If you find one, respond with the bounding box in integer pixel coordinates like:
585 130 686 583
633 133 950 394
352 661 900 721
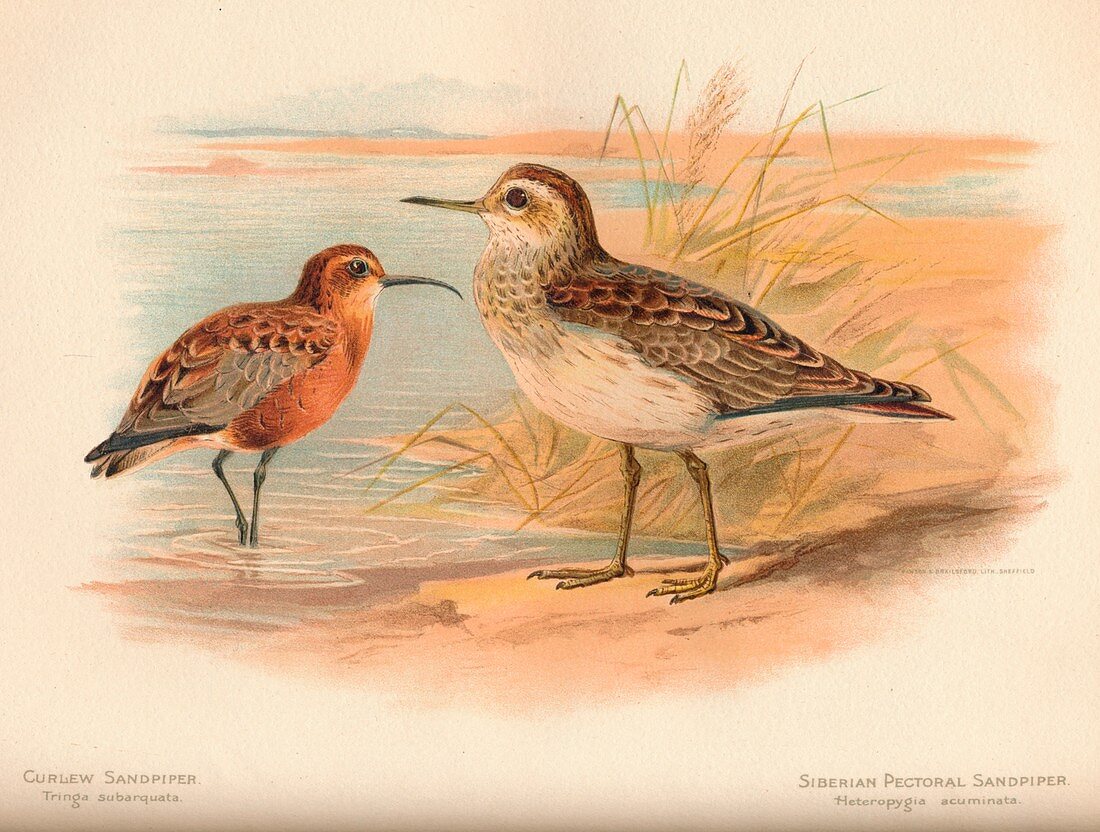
347 259 368 277
504 187 529 210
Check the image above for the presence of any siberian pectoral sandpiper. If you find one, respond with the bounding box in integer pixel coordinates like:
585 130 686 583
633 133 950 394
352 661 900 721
403 164 951 603
86 244 460 547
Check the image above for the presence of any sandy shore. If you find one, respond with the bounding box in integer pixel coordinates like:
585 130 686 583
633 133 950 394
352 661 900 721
251 479 1041 709
87 477 1043 710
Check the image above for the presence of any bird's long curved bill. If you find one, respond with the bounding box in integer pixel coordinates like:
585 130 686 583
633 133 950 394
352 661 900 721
401 196 483 213
379 274 463 299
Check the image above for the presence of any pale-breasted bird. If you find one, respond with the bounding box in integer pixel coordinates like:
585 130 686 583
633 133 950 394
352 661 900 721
403 164 951 603
85 244 461 547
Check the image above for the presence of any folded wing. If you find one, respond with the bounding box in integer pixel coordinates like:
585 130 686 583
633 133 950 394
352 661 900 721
86 305 340 461
545 256 945 418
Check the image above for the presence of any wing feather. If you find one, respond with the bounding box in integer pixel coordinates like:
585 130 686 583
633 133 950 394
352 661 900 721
545 255 932 417
100 304 339 453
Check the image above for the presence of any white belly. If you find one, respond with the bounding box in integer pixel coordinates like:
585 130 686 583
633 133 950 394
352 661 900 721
496 323 715 450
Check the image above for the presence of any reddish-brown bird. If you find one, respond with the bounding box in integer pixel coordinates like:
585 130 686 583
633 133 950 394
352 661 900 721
85 244 460 546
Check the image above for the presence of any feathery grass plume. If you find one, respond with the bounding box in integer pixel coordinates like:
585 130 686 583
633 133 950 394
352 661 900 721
677 61 747 227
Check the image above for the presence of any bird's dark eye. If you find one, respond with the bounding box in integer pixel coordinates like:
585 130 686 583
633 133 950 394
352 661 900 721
347 259 368 277
504 187 529 210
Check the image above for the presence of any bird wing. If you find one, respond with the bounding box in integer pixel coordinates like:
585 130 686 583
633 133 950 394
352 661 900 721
544 255 928 417
105 304 340 451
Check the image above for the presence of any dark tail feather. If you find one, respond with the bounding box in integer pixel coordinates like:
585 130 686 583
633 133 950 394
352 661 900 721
842 401 954 420
85 423 220 464
89 440 182 479
84 437 112 463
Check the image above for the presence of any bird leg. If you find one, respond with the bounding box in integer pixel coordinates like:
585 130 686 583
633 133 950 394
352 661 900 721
647 450 729 604
212 450 248 546
248 448 278 548
528 443 641 589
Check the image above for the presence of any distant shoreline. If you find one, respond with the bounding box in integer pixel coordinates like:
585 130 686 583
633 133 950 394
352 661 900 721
199 129 1039 183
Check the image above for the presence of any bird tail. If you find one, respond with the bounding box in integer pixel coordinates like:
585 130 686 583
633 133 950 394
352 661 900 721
839 380 953 420
840 400 954 420
86 422 221 479
716 379 954 421
87 438 192 479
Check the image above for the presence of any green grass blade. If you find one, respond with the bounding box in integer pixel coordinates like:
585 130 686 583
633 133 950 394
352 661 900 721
819 100 838 177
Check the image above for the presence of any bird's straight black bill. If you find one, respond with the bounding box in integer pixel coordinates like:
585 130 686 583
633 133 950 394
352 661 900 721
401 196 483 213
379 274 463 299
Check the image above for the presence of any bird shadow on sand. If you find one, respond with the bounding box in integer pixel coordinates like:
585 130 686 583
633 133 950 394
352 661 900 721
82 475 1046 708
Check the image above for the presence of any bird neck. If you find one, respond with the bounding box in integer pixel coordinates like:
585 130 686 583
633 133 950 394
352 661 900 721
290 257 335 310
477 224 598 297
473 226 602 356
340 303 376 367
286 280 376 366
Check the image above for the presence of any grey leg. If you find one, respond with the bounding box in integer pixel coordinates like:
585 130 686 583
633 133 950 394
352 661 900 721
248 448 278 548
212 450 248 545
647 450 729 603
529 443 642 589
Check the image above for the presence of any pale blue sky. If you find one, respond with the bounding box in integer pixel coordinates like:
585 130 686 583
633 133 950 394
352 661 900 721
6 0 1097 140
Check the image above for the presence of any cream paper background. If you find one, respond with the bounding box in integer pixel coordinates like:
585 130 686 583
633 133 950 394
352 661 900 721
0 1 1097 830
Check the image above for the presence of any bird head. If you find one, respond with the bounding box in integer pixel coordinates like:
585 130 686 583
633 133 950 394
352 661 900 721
402 164 602 259
293 244 461 315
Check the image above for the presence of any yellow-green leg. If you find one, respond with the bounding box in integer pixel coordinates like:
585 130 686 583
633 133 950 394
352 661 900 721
528 443 641 589
647 450 728 604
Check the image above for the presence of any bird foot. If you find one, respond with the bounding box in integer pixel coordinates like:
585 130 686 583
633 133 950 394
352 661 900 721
527 563 633 590
235 519 249 547
646 563 722 604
